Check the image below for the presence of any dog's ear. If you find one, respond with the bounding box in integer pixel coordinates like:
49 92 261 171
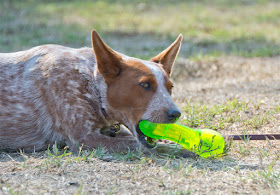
151 34 183 77
91 30 123 84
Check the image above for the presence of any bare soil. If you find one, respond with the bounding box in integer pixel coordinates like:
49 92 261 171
1 56 280 194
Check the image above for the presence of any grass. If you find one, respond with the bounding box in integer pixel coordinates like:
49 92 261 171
1 0 280 59
1 0 280 194
251 159 280 189
180 98 278 131
1 132 280 194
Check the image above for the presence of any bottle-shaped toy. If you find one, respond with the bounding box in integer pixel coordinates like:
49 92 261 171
138 120 225 158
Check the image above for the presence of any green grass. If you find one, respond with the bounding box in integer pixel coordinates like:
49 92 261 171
180 99 279 131
1 0 280 59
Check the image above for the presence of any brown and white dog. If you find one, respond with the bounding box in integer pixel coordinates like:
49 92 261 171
0 30 182 153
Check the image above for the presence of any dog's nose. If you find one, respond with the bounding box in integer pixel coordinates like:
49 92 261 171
167 109 181 122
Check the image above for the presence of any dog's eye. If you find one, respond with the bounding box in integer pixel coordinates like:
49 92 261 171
169 86 174 95
140 82 151 90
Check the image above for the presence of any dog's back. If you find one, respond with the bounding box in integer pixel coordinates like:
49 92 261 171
0 45 105 151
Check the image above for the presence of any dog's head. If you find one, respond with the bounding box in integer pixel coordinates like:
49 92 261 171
91 30 182 148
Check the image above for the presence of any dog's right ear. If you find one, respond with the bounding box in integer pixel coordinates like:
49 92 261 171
150 34 182 77
91 30 123 84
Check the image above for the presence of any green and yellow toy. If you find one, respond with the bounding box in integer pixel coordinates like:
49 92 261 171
138 120 225 158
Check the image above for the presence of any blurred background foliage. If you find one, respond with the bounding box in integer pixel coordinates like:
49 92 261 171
1 0 280 59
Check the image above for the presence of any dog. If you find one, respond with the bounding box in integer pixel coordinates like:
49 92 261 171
0 30 182 153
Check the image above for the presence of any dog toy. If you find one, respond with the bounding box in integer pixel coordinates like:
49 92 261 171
138 120 225 158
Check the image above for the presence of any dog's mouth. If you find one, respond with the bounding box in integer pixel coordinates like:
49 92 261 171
136 121 158 149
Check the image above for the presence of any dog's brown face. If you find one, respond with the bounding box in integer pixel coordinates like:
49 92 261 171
91 30 182 148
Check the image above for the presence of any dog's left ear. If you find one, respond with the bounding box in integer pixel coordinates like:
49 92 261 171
151 34 183 77
91 30 123 84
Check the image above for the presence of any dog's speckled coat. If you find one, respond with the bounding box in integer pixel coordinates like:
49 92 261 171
0 30 182 152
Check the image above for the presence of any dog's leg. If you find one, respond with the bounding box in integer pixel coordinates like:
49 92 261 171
63 124 140 153
69 133 140 153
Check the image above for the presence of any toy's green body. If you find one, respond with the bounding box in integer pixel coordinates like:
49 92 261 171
139 120 225 158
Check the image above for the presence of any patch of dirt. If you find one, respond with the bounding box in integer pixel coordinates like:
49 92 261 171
1 56 280 194
173 56 280 104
